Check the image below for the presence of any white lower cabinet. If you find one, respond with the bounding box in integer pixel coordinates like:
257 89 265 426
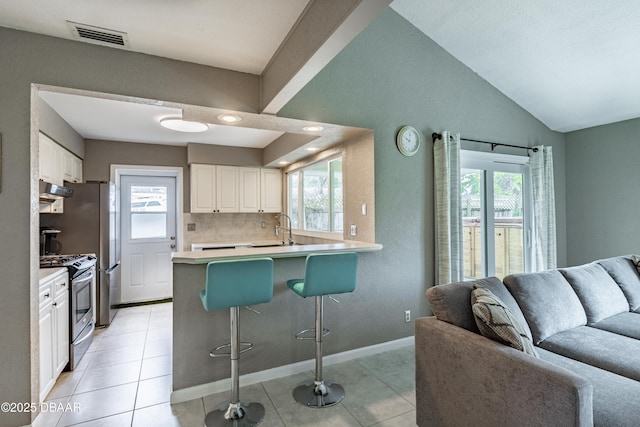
39 269 69 403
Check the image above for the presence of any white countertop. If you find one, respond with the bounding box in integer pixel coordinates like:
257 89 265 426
39 267 67 283
173 240 383 264
190 240 286 251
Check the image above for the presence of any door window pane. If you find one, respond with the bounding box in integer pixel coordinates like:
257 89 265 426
493 172 524 279
461 170 483 279
130 185 167 239
131 214 167 239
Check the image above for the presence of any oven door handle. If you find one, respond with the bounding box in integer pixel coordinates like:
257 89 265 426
74 267 95 284
74 321 95 345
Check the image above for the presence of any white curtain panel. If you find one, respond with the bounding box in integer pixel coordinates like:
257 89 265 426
530 145 557 271
434 131 463 284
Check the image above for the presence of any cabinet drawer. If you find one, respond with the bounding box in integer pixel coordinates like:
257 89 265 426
39 282 53 311
52 274 69 296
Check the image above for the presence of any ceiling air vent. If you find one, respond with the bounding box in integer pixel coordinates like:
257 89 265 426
67 21 130 49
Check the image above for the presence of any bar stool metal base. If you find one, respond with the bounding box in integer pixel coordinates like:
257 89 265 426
292 379 345 408
204 402 265 427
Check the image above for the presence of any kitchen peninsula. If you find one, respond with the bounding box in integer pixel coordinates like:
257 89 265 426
170 240 382 402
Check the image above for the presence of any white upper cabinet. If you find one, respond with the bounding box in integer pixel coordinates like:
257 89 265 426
190 164 217 213
260 168 282 213
237 167 282 213
40 133 83 214
191 165 281 213
62 149 83 183
190 164 239 213
216 166 239 212
238 167 261 212
39 133 61 185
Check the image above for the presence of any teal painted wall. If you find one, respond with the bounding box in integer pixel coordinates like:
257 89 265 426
280 9 567 292
565 117 640 264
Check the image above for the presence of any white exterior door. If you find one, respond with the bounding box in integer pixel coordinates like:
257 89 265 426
120 175 176 303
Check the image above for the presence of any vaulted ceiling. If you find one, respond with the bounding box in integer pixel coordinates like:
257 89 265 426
1 0 637 136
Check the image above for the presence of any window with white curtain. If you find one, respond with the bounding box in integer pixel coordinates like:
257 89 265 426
460 150 532 280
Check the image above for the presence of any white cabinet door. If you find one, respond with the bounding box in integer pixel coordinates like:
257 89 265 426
62 150 74 182
62 150 83 183
190 164 216 213
39 133 57 184
72 155 83 183
260 168 282 213
53 290 69 376
39 270 70 402
216 166 239 212
39 305 55 402
238 167 261 212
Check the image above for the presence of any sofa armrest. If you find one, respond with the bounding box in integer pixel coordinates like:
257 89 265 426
415 317 593 427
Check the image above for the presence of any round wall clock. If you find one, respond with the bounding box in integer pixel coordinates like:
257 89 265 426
396 126 421 156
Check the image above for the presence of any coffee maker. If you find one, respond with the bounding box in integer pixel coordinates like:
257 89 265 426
40 227 61 256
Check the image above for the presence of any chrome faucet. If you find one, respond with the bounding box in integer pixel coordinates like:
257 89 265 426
275 213 294 245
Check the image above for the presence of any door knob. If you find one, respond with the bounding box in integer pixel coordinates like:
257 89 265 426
170 236 176 240
171 244 176 249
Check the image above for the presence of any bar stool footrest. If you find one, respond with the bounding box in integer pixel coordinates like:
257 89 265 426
294 328 330 340
210 342 253 358
204 401 265 426
292 379 345 408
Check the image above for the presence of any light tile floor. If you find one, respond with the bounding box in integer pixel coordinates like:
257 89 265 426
35 302 417 426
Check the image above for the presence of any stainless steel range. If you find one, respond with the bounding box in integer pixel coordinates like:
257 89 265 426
40 254 97 370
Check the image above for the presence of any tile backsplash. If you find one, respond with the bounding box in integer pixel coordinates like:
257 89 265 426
182 212 281 250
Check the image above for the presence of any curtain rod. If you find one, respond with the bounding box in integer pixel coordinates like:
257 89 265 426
431 132 538 153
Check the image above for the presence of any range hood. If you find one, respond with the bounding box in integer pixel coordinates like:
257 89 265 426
39 180 73 203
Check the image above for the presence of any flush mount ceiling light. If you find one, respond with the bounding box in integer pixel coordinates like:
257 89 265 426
278 161 289 165
303 125 324 132
305 147 320 152
160 118 208 133
217 114 242 123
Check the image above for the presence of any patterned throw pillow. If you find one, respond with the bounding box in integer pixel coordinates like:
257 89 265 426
471 286 539 357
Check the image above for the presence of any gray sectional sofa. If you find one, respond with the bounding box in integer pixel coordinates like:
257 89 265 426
415 255 640 427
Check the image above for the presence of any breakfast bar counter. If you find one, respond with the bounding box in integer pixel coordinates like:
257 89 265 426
172 240 383 264
170 240 383 402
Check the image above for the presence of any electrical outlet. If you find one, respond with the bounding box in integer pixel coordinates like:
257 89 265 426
261 221 266 229
350 224 357 236
187 223 196 231
404 310 411 323
361 203 367 216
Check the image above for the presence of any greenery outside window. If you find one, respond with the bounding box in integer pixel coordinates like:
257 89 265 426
287 157 343 237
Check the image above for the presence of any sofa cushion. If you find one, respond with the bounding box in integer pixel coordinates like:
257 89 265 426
504 270 586 344
598 255 640 311
426 277 528 336
591 312 640 340
539 326 640 382
537 348 640 427
471 286 538 357
476 276 533 340
426 280 479 333
560 263 630 324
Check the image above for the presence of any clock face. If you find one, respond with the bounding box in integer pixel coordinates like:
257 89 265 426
396 126 420 156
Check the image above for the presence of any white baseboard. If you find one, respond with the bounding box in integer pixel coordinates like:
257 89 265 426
170 335 415 404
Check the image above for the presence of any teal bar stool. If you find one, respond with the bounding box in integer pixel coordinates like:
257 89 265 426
287 252 358 408
200 258 274 427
